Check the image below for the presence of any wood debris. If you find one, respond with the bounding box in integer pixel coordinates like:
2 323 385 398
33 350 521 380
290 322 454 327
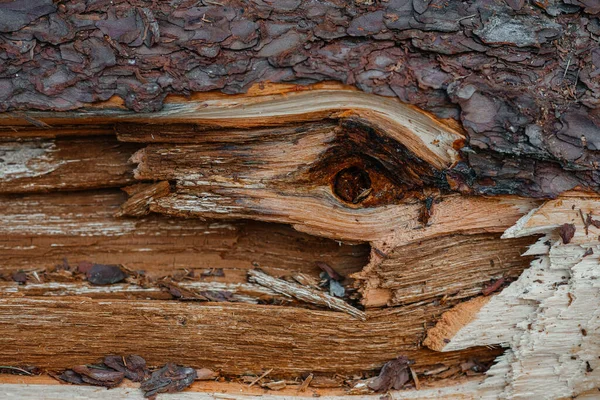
140 363 197 398
367 356 413 392
247 270 366 320
559 223 576 244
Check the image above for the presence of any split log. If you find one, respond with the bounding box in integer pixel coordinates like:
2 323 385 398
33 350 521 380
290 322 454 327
1 0 600 396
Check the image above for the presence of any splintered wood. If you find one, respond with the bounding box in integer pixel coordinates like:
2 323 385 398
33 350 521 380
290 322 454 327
248 269 366 320
0 84 591 398
424 193 600 399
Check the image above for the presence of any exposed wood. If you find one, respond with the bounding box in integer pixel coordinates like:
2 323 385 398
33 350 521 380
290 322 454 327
150 192 538 248
0 281 282 304
0 88 463 170
0 137 139 193
355 234 536 308
1 1 599 396
424 192 600 398
0 190 370 281
247 269 365 320
0 125 114 140
0 296 501 376
0 375 490 400
116 181 170 217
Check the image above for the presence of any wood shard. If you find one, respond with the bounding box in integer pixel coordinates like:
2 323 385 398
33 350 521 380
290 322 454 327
423 297 490 352
357 234 535 308
116 181 170 217
247 269 366 320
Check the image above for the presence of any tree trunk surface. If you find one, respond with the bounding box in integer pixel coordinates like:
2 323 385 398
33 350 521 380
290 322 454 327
0 1 599 399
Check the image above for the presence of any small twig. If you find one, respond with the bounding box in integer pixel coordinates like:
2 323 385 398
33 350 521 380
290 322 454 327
456 14 477 22
409 367 420 390
563 57 571 79
248 368 273 387
0 366 33 375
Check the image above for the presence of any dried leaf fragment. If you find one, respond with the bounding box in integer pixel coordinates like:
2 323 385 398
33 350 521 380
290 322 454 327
70 365 125 388
367 356 413 392
140 362 197 398
55 369 85 385
559 223 576 244
104 355 148 382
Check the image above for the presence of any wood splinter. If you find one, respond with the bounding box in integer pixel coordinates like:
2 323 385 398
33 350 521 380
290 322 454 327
247 270 366 320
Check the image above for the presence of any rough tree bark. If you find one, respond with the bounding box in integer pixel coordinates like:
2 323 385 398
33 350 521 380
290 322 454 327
0 0 599 399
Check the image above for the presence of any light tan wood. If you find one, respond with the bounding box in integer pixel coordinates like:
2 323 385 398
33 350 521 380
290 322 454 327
423 192 600 399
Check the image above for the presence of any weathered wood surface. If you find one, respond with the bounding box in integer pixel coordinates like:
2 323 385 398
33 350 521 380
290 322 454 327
0 0 599 198
0 190 369 281
0 137 139 193
355 233 536 308
0 296 501 376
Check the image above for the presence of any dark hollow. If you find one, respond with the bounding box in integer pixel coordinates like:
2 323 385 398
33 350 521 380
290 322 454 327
333 166 372 204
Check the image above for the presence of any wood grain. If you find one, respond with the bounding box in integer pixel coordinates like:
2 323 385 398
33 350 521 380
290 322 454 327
356 234 537 307
0 190 369 281
0 137 139 193
0 296 501 376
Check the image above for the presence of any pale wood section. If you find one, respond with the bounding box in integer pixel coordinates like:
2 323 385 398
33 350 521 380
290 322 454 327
424 192 600 399
0 376 490 399
0 137 139 193
0 297 500 376
0 190 369 280
0 84 464 169
422 297 490 352
355 234 536 308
